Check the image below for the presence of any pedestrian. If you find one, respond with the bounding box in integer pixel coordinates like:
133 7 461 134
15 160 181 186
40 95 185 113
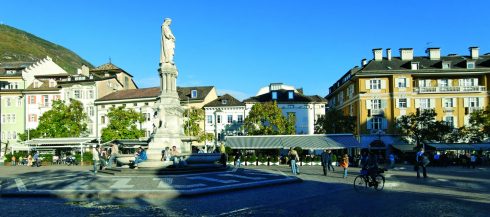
11 155 16 166
99 147 107 170
108 143 119 168
321 149 330 176
415 148 428 178
326 150 335 172
92 145 100 175
389 152 395 169
341 154 349 178
235 151 242 168
288 147 300 175
33 151 40 167
470 152 477 169
433 152 440 167
27 154 33 167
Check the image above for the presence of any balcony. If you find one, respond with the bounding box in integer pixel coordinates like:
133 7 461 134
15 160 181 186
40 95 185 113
415 86 486 93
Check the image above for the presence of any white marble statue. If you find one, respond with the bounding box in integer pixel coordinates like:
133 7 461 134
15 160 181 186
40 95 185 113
160 18 176 65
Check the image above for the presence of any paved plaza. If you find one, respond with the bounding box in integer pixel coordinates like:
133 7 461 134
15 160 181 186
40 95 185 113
0 164 489 216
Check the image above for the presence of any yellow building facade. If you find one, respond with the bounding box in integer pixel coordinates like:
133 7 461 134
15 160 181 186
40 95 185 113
327 47 489 148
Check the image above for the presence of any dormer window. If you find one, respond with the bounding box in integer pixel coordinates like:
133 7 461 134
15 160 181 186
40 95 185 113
271 91 278 100
467 61 475 69
191 90 197 98
222 99 228 105
288 91 294 100
442 61 451 69
411 62 419 70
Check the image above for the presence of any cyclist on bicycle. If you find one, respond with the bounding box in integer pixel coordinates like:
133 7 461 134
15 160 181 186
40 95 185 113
361 151 379 184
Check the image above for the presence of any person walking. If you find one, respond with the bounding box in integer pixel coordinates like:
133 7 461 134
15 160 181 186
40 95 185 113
415 148 427 178
27 154 33 167
321 149 330 176
92 145 100 175
108 143 119 168
235 151 242 168
470 152 477 169
33 151 40 167
288 148 300 175
341 154 349 178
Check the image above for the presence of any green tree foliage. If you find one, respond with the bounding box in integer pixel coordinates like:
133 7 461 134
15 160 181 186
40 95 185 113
314 108 356 134
183 108 214 142
18 99 88 140
101 106 145 142
396 109 452 147
462 107 490 142
244 102 295 135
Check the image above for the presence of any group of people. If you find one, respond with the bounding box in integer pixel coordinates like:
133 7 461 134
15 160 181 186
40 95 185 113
9 151 40 167
161 145 186 167
92 143 119 174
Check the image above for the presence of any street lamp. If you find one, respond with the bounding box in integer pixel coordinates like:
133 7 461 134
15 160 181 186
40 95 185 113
214 108 222 152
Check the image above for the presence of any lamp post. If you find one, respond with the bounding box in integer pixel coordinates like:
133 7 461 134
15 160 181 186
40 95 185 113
214 108 222 152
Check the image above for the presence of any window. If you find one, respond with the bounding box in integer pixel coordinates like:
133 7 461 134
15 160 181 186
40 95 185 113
6 98 11 107
288 105 294 109
145 113 151 121
222 99 228 105
411 62 419 70
288 91 294 100
11 114 15 124
420 99 431 109
207 115 213 124
43 95 49 106
443 98 453 108
397 78 407 88
370 80 381 89
101 116 106 124
419 79 431 87
191 90 197 99
399 98 407 108
12 131 16 140
371 99 381 110
29 114 37 122
17 98 22 107
217 115 221 124
438 79 448 87
88 90 94 99
237 115 243 123
372 117 382 130
469 98 478 107
442 61 451 69
445 116 454 128
29 96 36 104
271 91 278 100
74 90 81 99
89 107 95 117
348 85 354 97
462 79 475 87
6 114 11 123
467 61 475 69
227 115 233 123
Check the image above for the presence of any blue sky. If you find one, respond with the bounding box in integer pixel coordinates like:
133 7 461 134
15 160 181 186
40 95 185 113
2 0 490 100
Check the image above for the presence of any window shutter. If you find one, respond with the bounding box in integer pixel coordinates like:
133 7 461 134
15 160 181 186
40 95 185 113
382 119 388 129
365 80 370 90
430 98 436 108
406 78 410 87
381 80 386 89
459 79 464 86
395 99 399 108
407 98 411 107
366 118 372 130
463 98 468 107
395 79 399 88
415 99 420 108
33 96 36 104
381 100 387 109
366 100 372 109
28 96 31 104
437 79 442 87
478 97 484 107
452 98 457 107
448 79 453 87
418 80 423 87
473 78 478 86
41 96 45 106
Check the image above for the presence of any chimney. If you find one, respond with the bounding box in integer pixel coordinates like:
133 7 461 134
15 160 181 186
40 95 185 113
81 65 90 77
361 58 367 66
426 47 441 60
399 48 414 61
470 47 479 59
372 48 383 61
386 48 392 61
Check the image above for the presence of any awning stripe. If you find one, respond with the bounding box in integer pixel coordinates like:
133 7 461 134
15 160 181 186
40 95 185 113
226 134 361 149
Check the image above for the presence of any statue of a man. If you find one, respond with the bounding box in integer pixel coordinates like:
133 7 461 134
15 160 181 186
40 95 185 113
160 18 176 65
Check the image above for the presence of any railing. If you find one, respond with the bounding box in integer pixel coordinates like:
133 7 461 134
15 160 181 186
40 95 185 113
415 86 486 93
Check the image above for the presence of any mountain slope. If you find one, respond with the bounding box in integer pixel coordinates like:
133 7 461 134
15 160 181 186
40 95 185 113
0 24 93 73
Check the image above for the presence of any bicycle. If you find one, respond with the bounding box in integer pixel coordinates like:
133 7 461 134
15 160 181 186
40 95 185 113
353 168 386 192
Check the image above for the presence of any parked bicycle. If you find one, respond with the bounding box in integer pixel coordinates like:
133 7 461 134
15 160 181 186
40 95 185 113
353 168 386 192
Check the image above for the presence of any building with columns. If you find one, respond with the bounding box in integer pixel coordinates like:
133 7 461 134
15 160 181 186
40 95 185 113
327 47 490 149
243 83 327 135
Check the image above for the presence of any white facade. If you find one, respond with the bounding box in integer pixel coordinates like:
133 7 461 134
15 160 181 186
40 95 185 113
204 106 246 140
59 83 98 136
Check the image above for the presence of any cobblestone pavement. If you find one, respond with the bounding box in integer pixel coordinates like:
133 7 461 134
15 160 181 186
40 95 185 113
0 164 489 216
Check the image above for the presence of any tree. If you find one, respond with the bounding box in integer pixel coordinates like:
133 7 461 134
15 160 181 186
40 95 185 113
396 109 452 147
244 101 295 135
461 107 490 142
18 99 88 140
183 108 214 142
314 108 356 134
101 106 145 142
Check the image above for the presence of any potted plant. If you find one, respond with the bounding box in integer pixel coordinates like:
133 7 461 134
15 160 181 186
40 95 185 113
248 154 257 166
258 155 267 165
313 156 321 166
305 156 312 166
270 155 279 166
